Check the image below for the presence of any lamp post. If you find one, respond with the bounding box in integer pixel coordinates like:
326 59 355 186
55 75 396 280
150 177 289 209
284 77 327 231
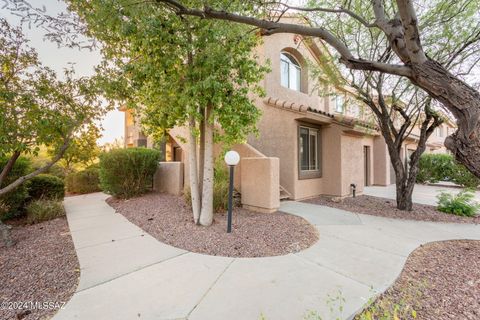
224 150 240 233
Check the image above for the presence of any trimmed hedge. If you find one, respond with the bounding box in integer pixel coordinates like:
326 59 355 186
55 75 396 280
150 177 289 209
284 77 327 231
0 157 31 219
28 174 65 200
66 165 101 194
99 148 160 198
417 153 480 188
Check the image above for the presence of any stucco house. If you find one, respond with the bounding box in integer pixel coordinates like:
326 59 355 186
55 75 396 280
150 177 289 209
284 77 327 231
122 17 455 211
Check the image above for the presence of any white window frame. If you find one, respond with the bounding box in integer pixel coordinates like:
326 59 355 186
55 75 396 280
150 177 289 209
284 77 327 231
280 52 301 91
335 95 345 113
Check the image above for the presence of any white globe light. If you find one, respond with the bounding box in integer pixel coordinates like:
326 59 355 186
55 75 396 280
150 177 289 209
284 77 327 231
224 150 240 166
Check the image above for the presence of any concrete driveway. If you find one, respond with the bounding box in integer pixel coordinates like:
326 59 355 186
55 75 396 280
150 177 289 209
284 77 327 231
364 183 480 206
55 193 480 320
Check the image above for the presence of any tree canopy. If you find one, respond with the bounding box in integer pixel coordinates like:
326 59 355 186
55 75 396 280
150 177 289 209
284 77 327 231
0 18 107 196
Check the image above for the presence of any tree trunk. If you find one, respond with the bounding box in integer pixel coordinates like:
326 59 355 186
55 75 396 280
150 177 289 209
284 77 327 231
199 107 205 200
0 136 71 197
199 105 214 226
188 115 201 224
0 220 14 247
0 151 20 187
396 179 414 211
389 151 413 211
409 60 480 177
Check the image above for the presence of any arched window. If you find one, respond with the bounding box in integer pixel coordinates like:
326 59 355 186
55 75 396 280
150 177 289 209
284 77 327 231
280 52 301 91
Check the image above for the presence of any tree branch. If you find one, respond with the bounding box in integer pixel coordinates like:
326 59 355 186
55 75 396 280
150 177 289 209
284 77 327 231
0 136 71 197
395 0 427 64
154 0 414 78
272 2 377 28
0 151 21 187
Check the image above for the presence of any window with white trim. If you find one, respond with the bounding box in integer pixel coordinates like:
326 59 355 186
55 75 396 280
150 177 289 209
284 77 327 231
299 126 320 172
280 52 301 91
335 95 345 113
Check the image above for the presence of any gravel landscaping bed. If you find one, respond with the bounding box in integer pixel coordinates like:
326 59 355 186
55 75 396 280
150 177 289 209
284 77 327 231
0 217 79 320
357 240 480 320
107 192 319 257
304 195 480 224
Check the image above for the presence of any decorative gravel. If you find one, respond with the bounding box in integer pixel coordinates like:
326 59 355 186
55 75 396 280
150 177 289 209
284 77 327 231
107 193 319 257
357 240 480 320
304 195 480 224
0 217 79 320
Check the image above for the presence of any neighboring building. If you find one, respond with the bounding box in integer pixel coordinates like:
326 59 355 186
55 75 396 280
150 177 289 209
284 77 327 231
121 17 456 203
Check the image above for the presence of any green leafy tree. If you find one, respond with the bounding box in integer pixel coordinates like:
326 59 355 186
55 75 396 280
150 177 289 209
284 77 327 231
0 19 107 246
49 124 101 172
67 0 268 226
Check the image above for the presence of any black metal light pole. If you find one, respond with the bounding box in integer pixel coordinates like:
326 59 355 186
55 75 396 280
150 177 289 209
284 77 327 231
227 165 234 233
224 151 240 233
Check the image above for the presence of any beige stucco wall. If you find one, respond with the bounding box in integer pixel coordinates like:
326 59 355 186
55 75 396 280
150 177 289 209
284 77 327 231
248 99 299 196
240 157 280 213
153 161 184 196
231 143 266 191
340 134 375 196
373 136 391 186
261 32 324 111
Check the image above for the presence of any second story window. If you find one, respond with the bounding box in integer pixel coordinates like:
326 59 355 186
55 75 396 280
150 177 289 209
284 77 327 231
335 95 344 113
280 52 301 91
436 126 444 137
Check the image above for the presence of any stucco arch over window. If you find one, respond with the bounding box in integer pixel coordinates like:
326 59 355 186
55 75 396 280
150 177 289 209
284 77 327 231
280 48 308 93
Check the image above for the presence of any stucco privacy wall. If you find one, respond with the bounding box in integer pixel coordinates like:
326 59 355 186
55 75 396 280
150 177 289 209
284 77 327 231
319 124 343 197
248 98 299 197
373 136 391 186
153 162 184 196
231 143 267 191
240 157 280 213
340 133 374 196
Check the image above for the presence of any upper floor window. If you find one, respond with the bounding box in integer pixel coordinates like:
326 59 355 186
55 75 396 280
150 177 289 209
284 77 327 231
436 126 444 137
335 95 345 113
280 52 301 91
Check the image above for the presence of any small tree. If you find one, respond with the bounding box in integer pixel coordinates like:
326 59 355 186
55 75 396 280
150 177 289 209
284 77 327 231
0 19 106 246
67 0 268 226
309 10 443 210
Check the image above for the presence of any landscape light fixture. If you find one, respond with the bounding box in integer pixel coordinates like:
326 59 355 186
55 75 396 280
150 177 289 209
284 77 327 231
224 150 240 233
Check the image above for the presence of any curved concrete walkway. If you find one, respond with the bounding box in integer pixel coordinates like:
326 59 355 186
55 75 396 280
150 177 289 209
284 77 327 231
54 193 480 320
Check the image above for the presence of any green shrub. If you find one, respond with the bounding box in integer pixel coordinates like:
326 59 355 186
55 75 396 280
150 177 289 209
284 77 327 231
417 153 454 183
66 165 101 194
183 160 233 213
417 153 479 188
0 157 31 219
450 163 480 189
26 199 65 224
45 164 66 179
213 160 230 212
437 189 480 217
28 174 65 200
99 148 160 198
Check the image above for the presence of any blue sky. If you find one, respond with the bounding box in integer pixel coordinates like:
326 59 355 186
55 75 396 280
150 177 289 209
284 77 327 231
0 0 124 145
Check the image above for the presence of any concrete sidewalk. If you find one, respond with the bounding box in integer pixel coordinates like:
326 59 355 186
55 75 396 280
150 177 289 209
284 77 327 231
55 194 480 320
364 183 480 206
